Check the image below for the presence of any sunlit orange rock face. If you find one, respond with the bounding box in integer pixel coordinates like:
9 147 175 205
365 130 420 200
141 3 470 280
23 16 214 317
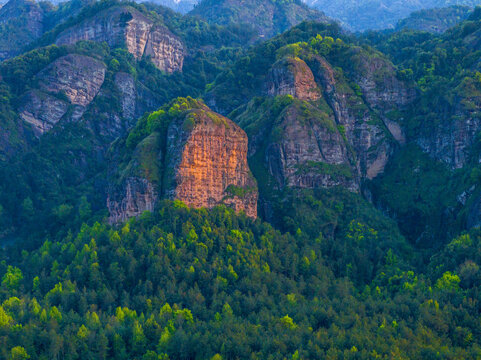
166 107 258 218
107 99 258 223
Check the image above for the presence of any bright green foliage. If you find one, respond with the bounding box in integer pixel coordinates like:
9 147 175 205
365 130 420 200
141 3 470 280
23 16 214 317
435 271 461 292
9 346 29 360
0 202 477 358
1 266 23 291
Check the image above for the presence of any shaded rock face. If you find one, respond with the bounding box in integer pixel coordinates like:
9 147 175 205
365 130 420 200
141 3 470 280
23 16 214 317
265 57 321 101
165 109 257 218
18 91 69 136
19 54 106 135
144 27 184 73
413 75 481 169
107 177 157 224
115 72 136 120
264 102 358 191
107 101 258 223
310 56 393 181
18 55 161 141
38 54 106 107
55 6 184 73
352 51 416 144
416 108 481 169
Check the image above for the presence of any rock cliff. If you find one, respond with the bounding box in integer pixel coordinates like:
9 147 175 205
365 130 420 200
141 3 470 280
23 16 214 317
37 54 106 107
16 52 165 140
264 57 321 101
310 55 394 180
19 54 106 135
55 6 184 73
235 49 406 196
107 177 158 224
107 98 258 223
350 49 416 144
415 85 481 169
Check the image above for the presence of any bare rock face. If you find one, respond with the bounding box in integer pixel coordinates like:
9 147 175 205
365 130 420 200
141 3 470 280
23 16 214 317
55 6 184 73
18 54 106 135
107 99 258 223
115 72 136 120
416 106 481 169
352 50 417 144
38 54 106 107
144 27 184 73
264 101 358 191
311 56 392 180
18 91 68 136
354 51 416 110
265 57 321 101
237 52 403 195
165 105 257 218
107 177 158 224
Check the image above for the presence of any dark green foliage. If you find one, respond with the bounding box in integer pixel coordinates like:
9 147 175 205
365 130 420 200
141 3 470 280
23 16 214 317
370 145 472 248
363 13 481 249
396 6 473 34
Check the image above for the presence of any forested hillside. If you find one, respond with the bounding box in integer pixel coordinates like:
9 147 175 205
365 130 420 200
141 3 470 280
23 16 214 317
304 0 481 31
0 0 480 358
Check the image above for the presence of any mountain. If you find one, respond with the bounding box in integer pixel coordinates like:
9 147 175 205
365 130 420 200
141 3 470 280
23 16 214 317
142 0 197 13
1 0 481 359
0 0 97 61
304 0 481 31
363 7 481 245
188 0 331 39
0 0 255 241
0 0 46 60
396 5 473 33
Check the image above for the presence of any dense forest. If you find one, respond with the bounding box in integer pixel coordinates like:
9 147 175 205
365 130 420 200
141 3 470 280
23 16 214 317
0 202 481 359
0 0 480 358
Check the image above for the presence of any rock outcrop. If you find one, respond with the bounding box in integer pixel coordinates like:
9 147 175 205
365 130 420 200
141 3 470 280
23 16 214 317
37 54 106 107
55 6 184 73
411 72 481 169
264 57 321 101
165 104 257 218
264 101 358 191
19 54 106 135
237 50 406 196
351 49 416 144
416 106 481 169
107 177 158 224
18 91 69 136
310 55 393 180
144 27 184 73
107 98 258 223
